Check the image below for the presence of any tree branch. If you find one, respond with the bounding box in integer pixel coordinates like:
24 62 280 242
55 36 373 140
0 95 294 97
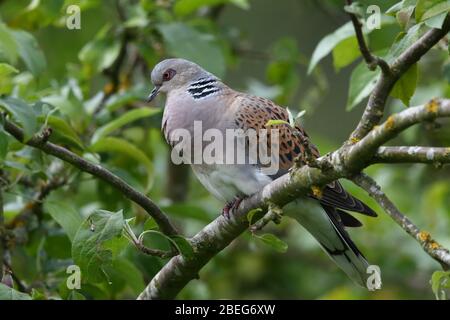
349 14 450 142
138 99 450 299
1 119 178 236
352 173 450 270
373 146 450 164
345 0 391 73
346 99 450 170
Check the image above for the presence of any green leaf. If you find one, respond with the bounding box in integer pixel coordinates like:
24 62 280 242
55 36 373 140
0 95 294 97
31 289 46 300
255 233 288 253
72 209 124 283
12 30 46 76
111 258 145 294
170 235 195 260
386 2 403 15
424 11 448 28
79 27 121 74
138 229 194 259
0 22 18 63
421 1 450 21
0 129 9 160
0 63 18 78
44 201 84 241
346 62 380 110
389 24 425 60
161 203 211 222
308 22 355 74
265 119 290 127
38 115 84 149
90 137 154 190
0 96 38 140
416 0 445 21
332 36 360 71
158 22 226 77
67 291 86 300
247 208 262 225
174 0 249 16
91 108 161 144
431 270 450 300
0 283 32 300
396 5 415 29
391 63 418 106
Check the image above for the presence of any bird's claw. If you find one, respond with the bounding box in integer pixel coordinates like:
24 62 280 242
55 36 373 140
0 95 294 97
222 197 244 219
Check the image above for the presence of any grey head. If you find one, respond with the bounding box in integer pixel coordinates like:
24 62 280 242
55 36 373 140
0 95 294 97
147 58 218 102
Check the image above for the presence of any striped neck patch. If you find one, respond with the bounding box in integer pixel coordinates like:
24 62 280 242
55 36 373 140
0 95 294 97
188 77 220 99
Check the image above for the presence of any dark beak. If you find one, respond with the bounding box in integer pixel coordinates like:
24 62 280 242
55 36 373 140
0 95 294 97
146 85 161 103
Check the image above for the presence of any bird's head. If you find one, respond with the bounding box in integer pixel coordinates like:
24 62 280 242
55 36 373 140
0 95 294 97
147 58 216 102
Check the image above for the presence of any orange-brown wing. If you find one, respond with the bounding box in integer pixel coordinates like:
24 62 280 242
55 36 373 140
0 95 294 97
233 94 377 221
233 94 319 171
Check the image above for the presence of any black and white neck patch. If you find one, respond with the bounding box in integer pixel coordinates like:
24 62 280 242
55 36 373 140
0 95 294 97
188 77 220 99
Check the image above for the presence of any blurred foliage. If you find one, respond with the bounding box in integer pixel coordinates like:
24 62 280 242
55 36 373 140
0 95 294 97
0 0 449 300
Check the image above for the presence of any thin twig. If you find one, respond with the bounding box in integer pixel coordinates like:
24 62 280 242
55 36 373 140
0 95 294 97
349 14 450 142
1 120 178 236
345 0 391 74
352 173 450 270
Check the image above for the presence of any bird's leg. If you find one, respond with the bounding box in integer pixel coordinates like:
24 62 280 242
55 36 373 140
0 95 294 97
222 196 244 219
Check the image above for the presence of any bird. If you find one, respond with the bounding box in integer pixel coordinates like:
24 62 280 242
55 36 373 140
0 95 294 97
147 58 377 287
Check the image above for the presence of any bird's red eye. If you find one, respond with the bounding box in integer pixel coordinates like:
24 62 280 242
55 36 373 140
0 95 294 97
163 68 176 81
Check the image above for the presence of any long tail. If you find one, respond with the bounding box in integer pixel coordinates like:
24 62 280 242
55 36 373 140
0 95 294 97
284 199 370 287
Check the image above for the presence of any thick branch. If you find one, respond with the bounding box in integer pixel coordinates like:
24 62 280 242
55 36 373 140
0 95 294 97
352 173 450 269
373 146 450 164
138 99 450 299
349 14 450 141
346 99 450 170
1 119 178 236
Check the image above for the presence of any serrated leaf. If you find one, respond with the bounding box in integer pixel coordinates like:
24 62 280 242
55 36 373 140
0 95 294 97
0 283 32 300
347 62 380 110
391 63 418 106
12 30 46 76
44 201 84 241
255 233 288 253
308 22 355 74
91 108 161 144
90 137 154 190
158 22 225 77
72 209 124 283
0 96 38 141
